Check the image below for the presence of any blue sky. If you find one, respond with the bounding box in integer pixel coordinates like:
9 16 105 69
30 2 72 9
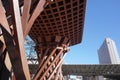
64 0 120 64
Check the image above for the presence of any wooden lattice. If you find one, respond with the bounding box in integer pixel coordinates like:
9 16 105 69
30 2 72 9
29 0 86 46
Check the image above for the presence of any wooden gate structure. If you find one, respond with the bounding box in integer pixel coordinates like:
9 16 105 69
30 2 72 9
0 0 86 80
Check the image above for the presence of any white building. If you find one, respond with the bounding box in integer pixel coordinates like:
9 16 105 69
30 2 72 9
97 38 120 80
98 38 120 64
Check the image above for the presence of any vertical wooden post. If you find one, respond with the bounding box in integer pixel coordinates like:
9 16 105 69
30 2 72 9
33 36 69 80
9 0 30 79
0 1 12 79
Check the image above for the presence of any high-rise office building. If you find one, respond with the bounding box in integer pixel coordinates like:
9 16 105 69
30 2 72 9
98 38 120 64
98 38 120 80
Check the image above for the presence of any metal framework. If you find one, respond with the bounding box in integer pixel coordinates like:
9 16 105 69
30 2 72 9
0 0 86 80
62 64 120 77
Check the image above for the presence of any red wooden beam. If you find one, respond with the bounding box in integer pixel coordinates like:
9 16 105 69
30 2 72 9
40 49 63 80
23 0 46 37
0 0 11 34
21 0 31 34
9 0 30 79
1 25 26 80
33 48 57 80
48 53 67 80
54 64 62 80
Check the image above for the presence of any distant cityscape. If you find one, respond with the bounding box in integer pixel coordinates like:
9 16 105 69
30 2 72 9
65 38 120 80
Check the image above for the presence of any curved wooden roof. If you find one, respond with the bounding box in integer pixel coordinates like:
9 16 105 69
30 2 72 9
29 0 86 46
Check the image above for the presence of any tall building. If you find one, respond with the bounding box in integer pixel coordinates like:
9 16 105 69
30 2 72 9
98 38 120 80
98 38 120 64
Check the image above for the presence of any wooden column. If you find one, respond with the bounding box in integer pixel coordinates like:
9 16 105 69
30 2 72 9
39 48 63 80
0 0 11 33
33 48 57 80
0 0 48 79
0 1 12 73
9 0 30 79
33 36 69 80
0 36 10 80
48 52 67 80
55 64 62 80
0 1 12 79
21 0 31 33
